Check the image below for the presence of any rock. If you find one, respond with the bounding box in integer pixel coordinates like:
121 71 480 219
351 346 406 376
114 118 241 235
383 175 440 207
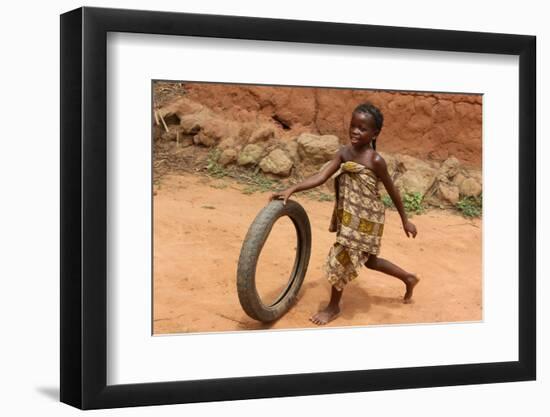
438 182 460 205
439 156 460 179
453 172 467 187
283 139 299 163
218 149 238 166
180 116 202 135
427 159 442 170
237 144 265 166
395 171 435 196
249 125 275 143
179 110 210 135
393 154 437 195
459 177 482 197
237 123 256 144
297 133 340 164
259 149 293 176
193 118 231 147
194 132 216 147
465 169 482 184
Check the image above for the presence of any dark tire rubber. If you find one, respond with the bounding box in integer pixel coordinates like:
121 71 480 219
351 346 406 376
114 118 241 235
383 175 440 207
237 200 312 322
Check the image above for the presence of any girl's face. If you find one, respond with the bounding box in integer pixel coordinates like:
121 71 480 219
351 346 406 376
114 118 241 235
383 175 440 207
349 111 379 148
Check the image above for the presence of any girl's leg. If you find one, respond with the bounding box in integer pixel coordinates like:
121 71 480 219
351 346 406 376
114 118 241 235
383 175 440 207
310 285 343 325
365 255 420 303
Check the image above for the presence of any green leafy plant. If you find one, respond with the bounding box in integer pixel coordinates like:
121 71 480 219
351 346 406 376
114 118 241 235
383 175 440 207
403 192 425 215
205 149 227 178
456 193 483 218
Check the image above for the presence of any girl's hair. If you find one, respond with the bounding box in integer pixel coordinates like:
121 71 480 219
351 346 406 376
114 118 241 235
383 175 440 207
353 102 384 150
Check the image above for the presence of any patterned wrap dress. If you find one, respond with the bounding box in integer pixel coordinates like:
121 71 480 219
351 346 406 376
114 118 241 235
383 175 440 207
324 161 386 291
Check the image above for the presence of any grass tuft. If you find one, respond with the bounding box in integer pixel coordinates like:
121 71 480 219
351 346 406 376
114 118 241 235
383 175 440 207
456 193 482 218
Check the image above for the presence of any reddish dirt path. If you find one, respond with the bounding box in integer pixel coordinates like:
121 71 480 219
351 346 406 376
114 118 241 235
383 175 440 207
153 173 482 334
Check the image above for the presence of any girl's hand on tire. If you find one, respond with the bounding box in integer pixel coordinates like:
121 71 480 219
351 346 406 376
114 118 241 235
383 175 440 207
269 189 293 205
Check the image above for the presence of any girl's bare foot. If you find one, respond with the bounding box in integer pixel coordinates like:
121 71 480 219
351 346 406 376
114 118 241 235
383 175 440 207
403 273 420 304
310 304 341 325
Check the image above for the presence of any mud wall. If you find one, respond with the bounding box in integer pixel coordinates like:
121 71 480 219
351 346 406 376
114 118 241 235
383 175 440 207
182 83 482 167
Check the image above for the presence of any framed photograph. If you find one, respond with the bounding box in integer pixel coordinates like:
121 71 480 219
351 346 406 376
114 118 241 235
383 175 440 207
60 6 536 410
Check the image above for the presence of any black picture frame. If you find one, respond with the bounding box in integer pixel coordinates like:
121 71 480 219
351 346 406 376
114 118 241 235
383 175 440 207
60 6 536 410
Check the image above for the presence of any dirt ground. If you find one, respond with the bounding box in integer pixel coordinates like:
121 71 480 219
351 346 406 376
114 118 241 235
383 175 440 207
153 173 482 334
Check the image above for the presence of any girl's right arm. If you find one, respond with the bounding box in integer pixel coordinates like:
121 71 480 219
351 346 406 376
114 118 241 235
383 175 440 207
269 149 343 205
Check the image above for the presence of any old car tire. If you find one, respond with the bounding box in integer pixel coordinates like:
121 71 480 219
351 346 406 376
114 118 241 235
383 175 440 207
237 200 312 322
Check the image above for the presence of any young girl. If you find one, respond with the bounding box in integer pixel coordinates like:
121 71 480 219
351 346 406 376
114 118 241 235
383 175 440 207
270 102 420 325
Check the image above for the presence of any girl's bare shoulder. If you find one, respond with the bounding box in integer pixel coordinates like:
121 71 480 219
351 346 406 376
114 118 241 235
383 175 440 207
370 150 386 166
370 151 390 179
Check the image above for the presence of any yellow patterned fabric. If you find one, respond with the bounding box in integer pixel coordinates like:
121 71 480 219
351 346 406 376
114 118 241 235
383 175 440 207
324 242 370 291
325 161 386 290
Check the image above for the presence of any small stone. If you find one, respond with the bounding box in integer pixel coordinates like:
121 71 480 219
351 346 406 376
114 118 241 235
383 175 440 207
395 170 435 196
284 140 299 162
439 156 460 179
459 177 482 197
259 149 293 176
218 149 238 166
453 172 467 187
297 133 340 164
194 131 217 147
237 144 265 166
249 125 275 143
393 154 437 195
438 182 460 205
193 118 230 147
179 111 208 135
466 169 482 184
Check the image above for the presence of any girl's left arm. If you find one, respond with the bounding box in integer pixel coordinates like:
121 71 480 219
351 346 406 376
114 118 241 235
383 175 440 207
373 154 418 238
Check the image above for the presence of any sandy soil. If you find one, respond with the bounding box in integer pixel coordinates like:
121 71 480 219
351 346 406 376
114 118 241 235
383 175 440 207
153 173 482 334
